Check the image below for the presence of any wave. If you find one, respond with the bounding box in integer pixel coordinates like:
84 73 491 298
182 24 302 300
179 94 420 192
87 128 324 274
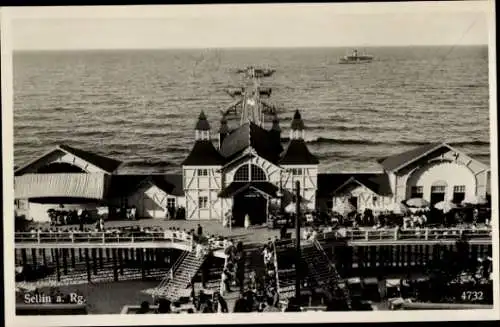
280 137 430 146
123 160 177 168
449 140 490 146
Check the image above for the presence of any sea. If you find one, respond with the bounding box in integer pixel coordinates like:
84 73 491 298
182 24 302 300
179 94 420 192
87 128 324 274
13 46 491 174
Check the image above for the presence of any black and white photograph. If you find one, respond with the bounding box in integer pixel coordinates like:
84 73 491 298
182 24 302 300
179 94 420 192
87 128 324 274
1 2 498 325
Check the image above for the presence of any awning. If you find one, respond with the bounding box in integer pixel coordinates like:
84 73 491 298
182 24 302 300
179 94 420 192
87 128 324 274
15 173 109 200
218 182 278 198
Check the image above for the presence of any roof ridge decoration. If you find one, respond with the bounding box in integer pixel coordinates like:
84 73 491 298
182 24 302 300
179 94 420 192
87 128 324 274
195 110 211 131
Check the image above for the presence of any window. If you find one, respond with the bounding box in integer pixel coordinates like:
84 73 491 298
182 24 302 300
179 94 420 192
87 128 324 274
430 185 447 206
251 165 267 181
291 168 303 176
198 196 208 209
234 165 250 181
167 198 176 208
197 169 209 177
410 186 423 198
372 196 378 205
453 185 466 204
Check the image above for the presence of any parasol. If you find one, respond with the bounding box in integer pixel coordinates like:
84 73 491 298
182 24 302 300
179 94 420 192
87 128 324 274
405 198 430 208
461 195 488 206
434 201 457 213
388 202 409 214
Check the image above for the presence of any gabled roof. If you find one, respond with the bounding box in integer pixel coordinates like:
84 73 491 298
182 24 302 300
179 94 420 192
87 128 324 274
108 173 184 198
317 172 391 198
59 144 123 173
332 175 391 196
182 140 225 166
279 139 319 165
377 142 489 172
15 144 123 176
219 122 281 163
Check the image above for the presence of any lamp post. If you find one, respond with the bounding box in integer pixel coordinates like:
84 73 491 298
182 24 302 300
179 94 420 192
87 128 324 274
295 180 301 300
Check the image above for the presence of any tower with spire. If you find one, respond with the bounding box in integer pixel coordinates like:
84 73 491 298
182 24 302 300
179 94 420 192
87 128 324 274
195 111 211 141
182 111 225 219
279 109 319 210
290 110 305 140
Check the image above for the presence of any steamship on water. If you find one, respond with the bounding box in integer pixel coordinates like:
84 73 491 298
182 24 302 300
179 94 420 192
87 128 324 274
339 49 374 64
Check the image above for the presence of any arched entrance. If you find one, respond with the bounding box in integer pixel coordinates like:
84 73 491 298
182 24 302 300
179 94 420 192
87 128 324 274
232 189 268 226
227 163 273 226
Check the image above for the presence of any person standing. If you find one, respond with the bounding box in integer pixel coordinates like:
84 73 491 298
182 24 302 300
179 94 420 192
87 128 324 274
244 214 251 229
197 224 203 237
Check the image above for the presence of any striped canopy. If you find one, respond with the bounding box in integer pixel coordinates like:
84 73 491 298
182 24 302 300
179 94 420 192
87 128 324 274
15 173 108 200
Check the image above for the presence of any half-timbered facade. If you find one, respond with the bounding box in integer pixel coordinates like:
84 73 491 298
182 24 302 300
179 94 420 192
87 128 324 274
180 109 319 225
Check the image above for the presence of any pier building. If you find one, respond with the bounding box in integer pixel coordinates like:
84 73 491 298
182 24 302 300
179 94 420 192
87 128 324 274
14 111 490 224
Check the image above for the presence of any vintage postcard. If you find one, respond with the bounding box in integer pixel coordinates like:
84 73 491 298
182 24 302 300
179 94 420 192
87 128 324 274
1 2 498 326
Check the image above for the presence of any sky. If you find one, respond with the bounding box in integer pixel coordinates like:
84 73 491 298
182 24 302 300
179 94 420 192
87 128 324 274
5 2 492 50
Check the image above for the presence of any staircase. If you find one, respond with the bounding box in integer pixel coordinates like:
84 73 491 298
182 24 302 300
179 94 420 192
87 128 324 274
153 251 208 301
273 238 352 309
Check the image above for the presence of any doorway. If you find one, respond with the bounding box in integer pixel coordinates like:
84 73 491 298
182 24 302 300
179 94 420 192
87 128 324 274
232 190 268 226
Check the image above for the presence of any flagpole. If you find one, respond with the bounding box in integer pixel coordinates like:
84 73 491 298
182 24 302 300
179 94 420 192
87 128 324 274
295 181 301 300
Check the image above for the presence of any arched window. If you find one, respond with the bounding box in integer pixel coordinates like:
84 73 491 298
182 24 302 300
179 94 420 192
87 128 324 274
251 164 267 181
233 164 267 182
234 165 250 181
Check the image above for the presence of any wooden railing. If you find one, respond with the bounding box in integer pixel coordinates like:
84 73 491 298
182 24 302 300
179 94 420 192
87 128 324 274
272 239 281 302
15 231 195 246
312 227 492 242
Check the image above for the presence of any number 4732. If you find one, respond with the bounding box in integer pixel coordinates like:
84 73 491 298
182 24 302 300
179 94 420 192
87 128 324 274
461 291 484 301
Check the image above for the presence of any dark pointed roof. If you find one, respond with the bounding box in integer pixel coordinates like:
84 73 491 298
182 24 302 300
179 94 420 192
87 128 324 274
219 122 281 163
58 144 123 173
279 139 319 165
182 140 225 166
195 111 211 131
290 110 305 130
271 114 281 132
218 115 230 134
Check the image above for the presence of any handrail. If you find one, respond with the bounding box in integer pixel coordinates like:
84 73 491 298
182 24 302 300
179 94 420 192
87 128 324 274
312 239 352 310
153 250 189 298
272 239 281 303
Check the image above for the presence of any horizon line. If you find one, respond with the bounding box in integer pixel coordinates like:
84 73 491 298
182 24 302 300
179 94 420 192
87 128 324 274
13 44 488 52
